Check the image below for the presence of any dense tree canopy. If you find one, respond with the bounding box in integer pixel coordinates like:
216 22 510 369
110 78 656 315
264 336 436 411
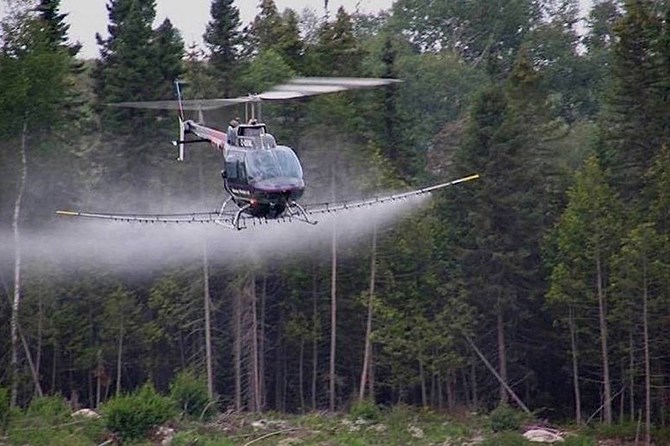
2 2 670 443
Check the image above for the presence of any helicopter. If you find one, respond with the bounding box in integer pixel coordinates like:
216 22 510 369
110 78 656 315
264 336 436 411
57 77 479 230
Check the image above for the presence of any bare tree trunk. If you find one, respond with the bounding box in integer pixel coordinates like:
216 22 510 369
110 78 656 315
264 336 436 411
202 245 214 399
198 157 215 400
419 359 427 408
497 306 509 405
596 254 612 424
250 271 261 412
630 333 635 421
329 222 337 412
471 362 478 409
359 225 377 401
299 339 305 412
10 121 28 408
260 274 267 410
312 270 319 411
116 322 124 396
36 297 43 391
569 306 582 424
234 281 242 410
642 263 651 446
465 334 531 414
96 349 102 409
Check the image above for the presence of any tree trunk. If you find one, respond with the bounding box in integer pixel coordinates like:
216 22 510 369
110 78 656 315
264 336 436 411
299 339 305 412
471 362 478 410
203 245 214 399
312 269 319 411
329 218 337 412
596 254 612 424
630 333 635 421
419 359 427 408
260 273 267 410
465 334 531 414
359 225 377 401
96 349 102 409
10 121 28 408
250 272 261 412
36 297 43 393
497 306 509 405
234 280 242 410
642 261 651 446
569 306 582 424
116 321 124 397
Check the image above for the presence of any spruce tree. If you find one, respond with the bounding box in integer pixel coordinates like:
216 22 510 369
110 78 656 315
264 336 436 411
601 0 667 204
204 0 241 95
245 0 303 72
94 0 184 192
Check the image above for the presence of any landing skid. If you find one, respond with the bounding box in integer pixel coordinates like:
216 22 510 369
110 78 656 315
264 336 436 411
214 194 318 230
213 195 318 230
287 201 317 225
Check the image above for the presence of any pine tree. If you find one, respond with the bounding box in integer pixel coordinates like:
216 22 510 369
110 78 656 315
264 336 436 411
0 5 73 407
601 0 667 204
549 156 623 424
308 7 363 76
204 0 241 95
93 0 184 193
245 0 303 72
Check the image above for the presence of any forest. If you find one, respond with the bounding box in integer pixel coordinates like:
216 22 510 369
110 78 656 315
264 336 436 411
1 0 670 443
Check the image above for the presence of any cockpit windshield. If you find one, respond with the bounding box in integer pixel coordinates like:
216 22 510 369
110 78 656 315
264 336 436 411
245 146 303 182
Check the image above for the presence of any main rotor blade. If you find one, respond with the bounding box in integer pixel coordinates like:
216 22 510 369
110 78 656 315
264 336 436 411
108 77 402 110
260 77 401 100
108 98 248 111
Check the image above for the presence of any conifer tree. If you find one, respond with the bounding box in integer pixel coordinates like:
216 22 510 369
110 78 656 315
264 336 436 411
601 0 667 204
549 156 623 424
245 0 303 72
0 4 72 407
309 7 362 76
204 0 241 95
94 0 184 192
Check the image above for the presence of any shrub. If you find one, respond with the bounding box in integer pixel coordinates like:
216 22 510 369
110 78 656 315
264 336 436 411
349 399 380 421
169 370 215 420
489 404 529 432
102 383 176 441
0 387 8 431
25 395 70 423
481 431 531 445
562 434 597 446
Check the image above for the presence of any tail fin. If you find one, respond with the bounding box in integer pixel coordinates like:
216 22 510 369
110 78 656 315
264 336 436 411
175 117 186 161
174 80 186 161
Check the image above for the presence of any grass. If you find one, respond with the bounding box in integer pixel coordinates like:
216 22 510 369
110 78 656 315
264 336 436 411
6 404 670 445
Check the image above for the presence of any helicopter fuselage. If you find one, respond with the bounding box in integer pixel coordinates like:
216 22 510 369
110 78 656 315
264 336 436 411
214 123 305 219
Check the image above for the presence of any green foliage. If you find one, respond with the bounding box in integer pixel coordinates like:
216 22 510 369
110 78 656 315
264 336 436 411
26 395 70 422
172 430 236 446
561 435 596 446
170 370 215 421
102 383 176 441
349 399 381 421
7 397 105 446
0 387 8 431
237 48 295 93
481 431 531 445
591 421 640 441
489 404 529 432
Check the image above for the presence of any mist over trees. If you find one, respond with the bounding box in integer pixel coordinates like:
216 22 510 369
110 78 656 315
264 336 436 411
1 0 670 440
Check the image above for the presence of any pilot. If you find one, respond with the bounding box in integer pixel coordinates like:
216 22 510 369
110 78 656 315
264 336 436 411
227 117 240 144
248 118 258 125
